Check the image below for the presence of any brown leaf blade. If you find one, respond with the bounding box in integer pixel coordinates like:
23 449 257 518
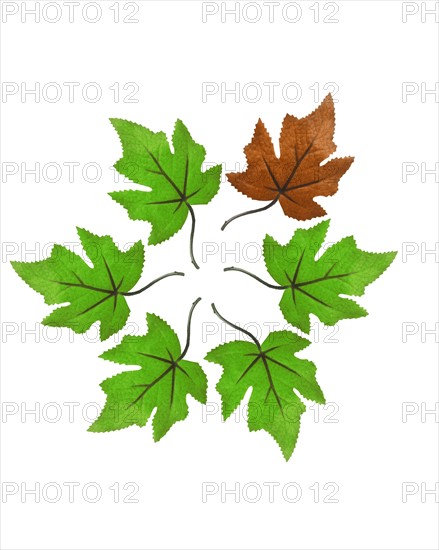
224 94 354 227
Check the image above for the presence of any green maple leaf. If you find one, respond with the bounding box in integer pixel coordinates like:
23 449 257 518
226 220 397 334
205 304 324 460
109 118 222 268
11 228 183 341
89 299 207 441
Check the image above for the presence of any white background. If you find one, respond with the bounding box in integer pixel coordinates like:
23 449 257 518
1 1 438 549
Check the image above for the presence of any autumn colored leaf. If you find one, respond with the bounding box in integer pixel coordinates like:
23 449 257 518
109 118 221 268
222 94 353 229
205 304 324 460
225 220 397 334
89 299 207 440
11 228 184 341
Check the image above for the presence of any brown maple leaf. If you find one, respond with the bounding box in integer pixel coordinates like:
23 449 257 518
222 94 354 229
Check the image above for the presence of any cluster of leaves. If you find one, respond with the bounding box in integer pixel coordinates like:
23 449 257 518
12 95 396 460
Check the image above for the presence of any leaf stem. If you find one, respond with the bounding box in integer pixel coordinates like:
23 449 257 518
221 197 279 231
177 297 202 361
224 267 288 290
211 303 261 350
121 271 185 296
187 203 200 269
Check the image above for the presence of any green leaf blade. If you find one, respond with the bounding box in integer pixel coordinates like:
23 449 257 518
11 228 144 340
205 331 323 460
263 221 397 333
110 118 221 252
91 313 207 441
